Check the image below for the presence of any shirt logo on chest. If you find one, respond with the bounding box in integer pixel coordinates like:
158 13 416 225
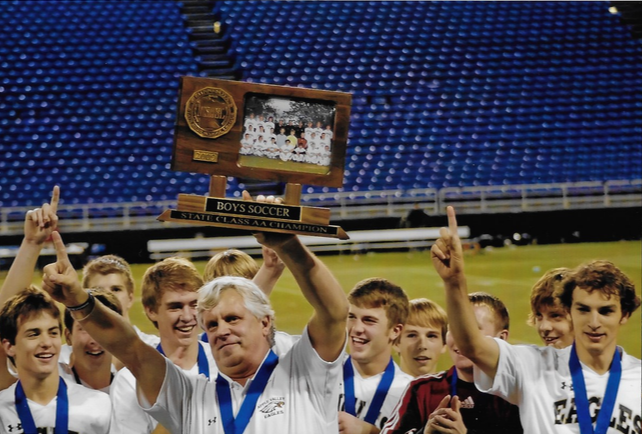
460 396 475 409
258 397 286 419
560 381 574 391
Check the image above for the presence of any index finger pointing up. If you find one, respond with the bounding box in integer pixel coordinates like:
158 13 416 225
446 206 458 234
50 185 60 213
51 231 70 264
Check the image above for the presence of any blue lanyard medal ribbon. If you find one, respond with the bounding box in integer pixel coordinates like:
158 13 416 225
156 343 210 379
450 368 458 397
15 377 69 434
343 356 396 425
569 342 622 434
216 349 279 434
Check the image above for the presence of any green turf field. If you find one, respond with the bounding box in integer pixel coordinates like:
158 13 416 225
133 240 641 372
5 240 640 372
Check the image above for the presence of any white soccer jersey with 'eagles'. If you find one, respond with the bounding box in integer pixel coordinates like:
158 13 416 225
475 338 641 434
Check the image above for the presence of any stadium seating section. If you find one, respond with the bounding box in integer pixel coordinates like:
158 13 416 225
1 1 640 208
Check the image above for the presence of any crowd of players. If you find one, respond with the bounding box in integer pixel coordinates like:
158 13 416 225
240 114 333 165
0 186 639 434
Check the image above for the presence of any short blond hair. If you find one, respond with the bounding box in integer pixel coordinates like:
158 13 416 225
141 257 203 327
348 277 409 328
406 298 448 344
203 249 259 282
82 255 135 296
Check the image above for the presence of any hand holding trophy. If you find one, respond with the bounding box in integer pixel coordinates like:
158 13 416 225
158 77 352 239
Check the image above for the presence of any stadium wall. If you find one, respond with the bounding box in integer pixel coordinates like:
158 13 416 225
1 206 638 267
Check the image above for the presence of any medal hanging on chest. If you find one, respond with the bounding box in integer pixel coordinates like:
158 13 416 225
569 342 622 434
216 349 279 434
15 377 69 434
343 356 395 425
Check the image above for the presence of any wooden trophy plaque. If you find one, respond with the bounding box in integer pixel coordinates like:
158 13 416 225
157 77 352 239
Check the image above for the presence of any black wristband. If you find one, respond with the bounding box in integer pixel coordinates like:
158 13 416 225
66 292 95 312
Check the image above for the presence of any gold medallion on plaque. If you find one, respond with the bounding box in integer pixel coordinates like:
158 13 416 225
184 87 237 138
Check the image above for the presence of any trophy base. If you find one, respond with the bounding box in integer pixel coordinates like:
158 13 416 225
158 209 349 240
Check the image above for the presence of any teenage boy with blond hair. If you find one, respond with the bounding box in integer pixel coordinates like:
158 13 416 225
109 257 216 433
430 207 641 434
81 254 160 348
339 277 413 433
527 267 574 349
395 298 448 378
383 292 523 434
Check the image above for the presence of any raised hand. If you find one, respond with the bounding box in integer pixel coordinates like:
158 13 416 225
41 231 85 307
261 245 285 272
430 206 464 285
424 395 467 434
241 190 295 249
0 186 61 304
24 185 60 244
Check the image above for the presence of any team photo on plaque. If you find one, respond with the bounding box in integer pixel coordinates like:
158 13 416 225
158 77 352 239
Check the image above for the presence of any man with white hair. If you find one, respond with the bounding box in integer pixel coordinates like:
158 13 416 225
41 204 348 433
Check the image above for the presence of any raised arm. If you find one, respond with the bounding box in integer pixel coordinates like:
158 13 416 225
0 186 59 307
431 206 499 379
244 191 348 362
252 246 285 297
41 231 166 405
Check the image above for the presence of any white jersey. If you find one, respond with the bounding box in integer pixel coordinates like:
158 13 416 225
58 344 72 366
0 377 111 434
110 341 216 434
339 357 412 430
134 325 161 348
475 338 641 434
58 361 117 394
273 331 301 356
142 328 343 434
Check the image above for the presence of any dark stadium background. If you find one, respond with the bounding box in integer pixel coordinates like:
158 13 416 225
0 1 640 359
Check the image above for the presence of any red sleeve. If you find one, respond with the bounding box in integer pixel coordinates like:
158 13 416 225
381 371 451 434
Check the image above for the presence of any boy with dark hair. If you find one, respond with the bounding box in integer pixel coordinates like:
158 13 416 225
60 288 122 393
431 207 641 434
339 277 413 433
0 287 111 433
0 186 124 395
383 292 523 434
527 267 574 349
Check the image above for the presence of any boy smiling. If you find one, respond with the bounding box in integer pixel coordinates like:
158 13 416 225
339 278 412 433
0 288 111 433
431 207 641 434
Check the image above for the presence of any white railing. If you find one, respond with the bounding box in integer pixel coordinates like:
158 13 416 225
0 180 640 236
